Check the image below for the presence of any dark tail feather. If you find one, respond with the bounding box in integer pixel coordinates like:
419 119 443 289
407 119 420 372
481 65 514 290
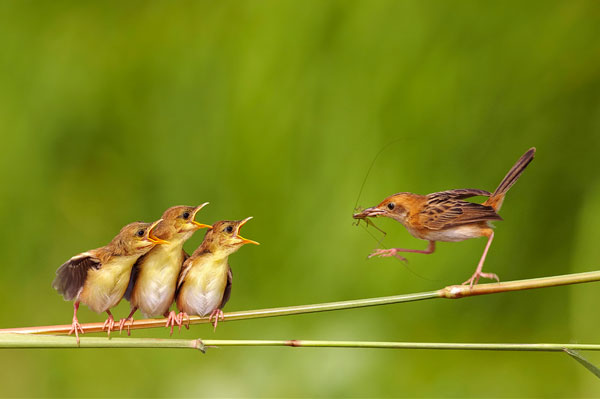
486 147 536 211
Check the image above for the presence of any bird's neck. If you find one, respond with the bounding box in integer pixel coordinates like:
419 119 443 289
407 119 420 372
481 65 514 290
196 242 234 263
168 228 197 246
161 234 188 251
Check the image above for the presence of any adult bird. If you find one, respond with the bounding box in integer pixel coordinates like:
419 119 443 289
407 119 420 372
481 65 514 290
353 148 535 287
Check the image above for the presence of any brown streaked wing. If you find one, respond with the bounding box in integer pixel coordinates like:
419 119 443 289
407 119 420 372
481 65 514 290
218 266 233 310
52 253 101 301
419 199 502 230
426 189 491 203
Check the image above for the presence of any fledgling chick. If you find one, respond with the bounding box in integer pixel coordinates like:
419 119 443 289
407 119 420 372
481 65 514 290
52 220 168 343
121 204 211 334
176 217 259 330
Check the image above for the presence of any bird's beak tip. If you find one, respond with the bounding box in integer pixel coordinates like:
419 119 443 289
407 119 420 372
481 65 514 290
192 221 212 230
353 207 382 219
241 216 253 224
195 202 209 211
236 217 257 245
191 203 211 229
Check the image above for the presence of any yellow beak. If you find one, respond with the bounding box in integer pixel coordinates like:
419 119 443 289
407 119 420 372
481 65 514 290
236 216 260 245
147 219 170 245
191 202 212 229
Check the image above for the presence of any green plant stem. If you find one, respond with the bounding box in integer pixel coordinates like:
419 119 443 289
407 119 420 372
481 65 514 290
1 270 599 335
0 333 200 349
2 333 600 353
200 340 600 352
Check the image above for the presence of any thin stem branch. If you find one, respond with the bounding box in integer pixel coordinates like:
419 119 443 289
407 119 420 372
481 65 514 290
1 270 599 336
200 340 600 352
0 333 200 349
2 333 600 353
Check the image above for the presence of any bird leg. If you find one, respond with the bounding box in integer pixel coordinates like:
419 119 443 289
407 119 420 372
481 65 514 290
208 309 225 331
463 231 499 288
165 310 184 335
68 301 84 344
118 308 137 336
102 310 116 338
369 241 436 261
175 312 190 330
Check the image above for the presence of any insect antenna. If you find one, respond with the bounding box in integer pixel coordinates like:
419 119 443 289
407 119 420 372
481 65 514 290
353 138 403 212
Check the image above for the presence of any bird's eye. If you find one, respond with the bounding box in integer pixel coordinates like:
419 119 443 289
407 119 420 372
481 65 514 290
387 203 395 210
182 212 190 220
137 229 145 237
225 225 233 233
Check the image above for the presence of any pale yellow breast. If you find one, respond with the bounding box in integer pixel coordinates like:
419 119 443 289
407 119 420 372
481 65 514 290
178 256 229 316
79 255 139 314
131 244 185 317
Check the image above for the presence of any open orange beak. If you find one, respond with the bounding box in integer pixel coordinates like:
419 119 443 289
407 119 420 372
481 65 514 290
146 219 170 245
235 216 260 245
191 202 212 230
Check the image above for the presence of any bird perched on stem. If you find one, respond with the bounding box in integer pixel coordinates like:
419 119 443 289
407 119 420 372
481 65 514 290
353 147 536 287
121 204 211 334
175 217 259 331
52 220 168 343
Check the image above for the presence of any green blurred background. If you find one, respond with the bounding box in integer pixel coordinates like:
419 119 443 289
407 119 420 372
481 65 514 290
1 1 599 397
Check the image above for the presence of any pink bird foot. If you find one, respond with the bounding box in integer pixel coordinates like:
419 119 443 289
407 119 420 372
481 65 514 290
463 271 500 288
68 316 84 345
176 312 190 330
118 317 134 336
368 248 408 262
208 309 224 331
119 308 137 336
102 312 116 338
165 311 183 335
68 301 84 344
462 232 498 288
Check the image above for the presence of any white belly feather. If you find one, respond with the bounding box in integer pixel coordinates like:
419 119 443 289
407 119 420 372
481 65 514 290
181 286 225 317
132 245 184 317
424 224 486 242
80 255 139 314
178 257 229 316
